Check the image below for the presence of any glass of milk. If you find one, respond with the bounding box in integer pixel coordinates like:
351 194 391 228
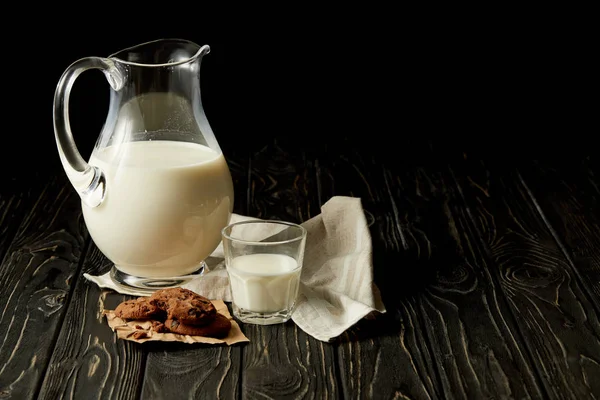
222 220 307 325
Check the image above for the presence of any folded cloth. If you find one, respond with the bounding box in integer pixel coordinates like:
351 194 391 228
84 196 386 342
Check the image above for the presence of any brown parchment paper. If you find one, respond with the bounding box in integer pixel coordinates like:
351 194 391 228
103 300 249 345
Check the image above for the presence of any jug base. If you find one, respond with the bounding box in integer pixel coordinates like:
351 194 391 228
109 263 206 294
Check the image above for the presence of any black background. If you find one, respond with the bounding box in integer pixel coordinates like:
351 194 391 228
1 20 592 181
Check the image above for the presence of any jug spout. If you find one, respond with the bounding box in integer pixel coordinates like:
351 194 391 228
110 39 210 67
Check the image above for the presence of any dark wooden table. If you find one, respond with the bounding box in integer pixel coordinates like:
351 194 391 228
0 138 598 399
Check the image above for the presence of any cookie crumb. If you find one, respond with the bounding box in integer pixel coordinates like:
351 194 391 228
132 331 149 340
151 320 168 333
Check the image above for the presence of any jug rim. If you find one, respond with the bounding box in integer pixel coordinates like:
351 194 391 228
109 38 210 68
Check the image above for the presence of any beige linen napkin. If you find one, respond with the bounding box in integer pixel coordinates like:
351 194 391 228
84 196 386 342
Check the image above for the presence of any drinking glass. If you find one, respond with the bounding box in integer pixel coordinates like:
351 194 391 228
222 220 307 325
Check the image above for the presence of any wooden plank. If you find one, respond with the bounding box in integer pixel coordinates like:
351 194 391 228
0 177 41 268
139 148 247 399
319 145 545 399
242 141 339 399
450 155 600 398
142 344 241 399
0 175 88 400
248 142 317 222
317 151 441 400
37 245 146 400
518 157 600 305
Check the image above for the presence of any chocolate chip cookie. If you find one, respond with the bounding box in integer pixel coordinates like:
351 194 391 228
165 313 232 338
149 288 201 308
149 288 217 326
114 297 163 320
165 297 217 326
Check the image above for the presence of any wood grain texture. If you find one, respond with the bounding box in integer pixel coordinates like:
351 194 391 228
451 156 600 399
322 144 559 399
37 245 144 400
223 148 251 218
141 344 241 400
243 142 338 399
317 151 442 400
417 166 544 400
242 323 338 400
249 142 318 223
0 178 40 268
0 176 87 400
518 158 600 306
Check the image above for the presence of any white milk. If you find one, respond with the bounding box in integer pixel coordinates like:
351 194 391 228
83 140 234 278
228 254 301 313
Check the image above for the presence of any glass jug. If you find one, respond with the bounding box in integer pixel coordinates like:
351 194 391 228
53 39 234 291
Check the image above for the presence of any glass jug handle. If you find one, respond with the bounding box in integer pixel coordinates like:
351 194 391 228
53 57 125 208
